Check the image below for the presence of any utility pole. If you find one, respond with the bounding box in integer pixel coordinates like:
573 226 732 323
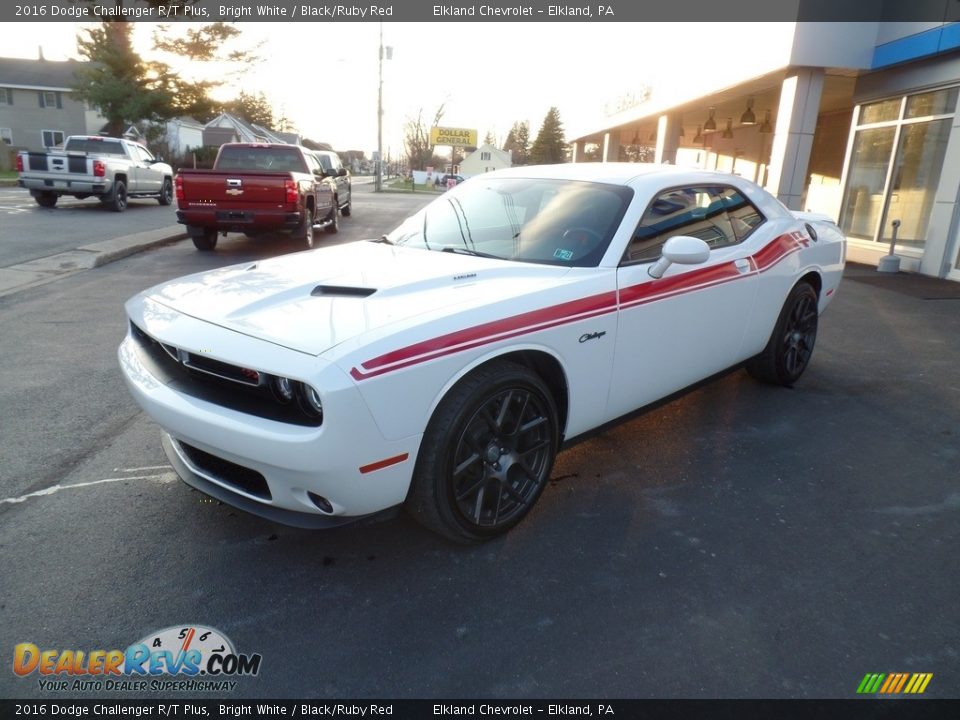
375 22 383 193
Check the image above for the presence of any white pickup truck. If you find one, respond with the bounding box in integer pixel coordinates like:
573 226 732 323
16 135 174 212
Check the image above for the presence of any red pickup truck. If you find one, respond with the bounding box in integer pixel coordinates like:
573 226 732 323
175 143 341 251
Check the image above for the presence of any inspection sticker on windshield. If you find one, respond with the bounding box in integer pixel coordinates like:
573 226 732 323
554 248 574 260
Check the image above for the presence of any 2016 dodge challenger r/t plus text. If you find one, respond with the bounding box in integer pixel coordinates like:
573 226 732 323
118 164 846 542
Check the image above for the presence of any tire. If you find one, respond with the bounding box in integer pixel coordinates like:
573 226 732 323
191 229 218 251
340 194 351 217
299 206 316 248
34 192 57 208
158 178 173 206
746 281 819 387
406 360 559 542
325 200 340 234
107 180 128 212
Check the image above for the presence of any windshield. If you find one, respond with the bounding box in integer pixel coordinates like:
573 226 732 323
385 178 633 267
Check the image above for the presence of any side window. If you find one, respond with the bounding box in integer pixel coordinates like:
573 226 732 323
623 185 764 264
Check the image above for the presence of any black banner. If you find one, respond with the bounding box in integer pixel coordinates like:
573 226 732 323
4 0 960 22
2 699 960 720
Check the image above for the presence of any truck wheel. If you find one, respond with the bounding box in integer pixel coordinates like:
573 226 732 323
325 201 339 234
191 229 218 251
108 180 128 212
300 207 316 249
341 197 351 217
34 192 58 208
158 178 173 206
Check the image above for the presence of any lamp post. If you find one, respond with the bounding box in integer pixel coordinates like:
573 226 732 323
375 25 392 193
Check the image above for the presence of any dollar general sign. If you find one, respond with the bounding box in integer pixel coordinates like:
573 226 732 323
430 127 478 146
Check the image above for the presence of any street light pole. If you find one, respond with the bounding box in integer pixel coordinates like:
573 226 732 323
375 23 383 193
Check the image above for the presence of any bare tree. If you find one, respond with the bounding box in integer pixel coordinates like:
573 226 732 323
404 104 445 171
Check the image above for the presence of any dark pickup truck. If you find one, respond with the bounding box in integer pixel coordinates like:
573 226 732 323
175 143 342 251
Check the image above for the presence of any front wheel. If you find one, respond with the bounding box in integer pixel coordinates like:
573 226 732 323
746 281 819 386
325 201 339 234
406 361 559 542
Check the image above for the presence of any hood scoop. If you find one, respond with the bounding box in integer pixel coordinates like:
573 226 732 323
311 285 377 298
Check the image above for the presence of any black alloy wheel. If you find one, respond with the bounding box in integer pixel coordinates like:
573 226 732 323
408 361 559 542
158 178 173 206
35 192 57 208
325 200 340 234
301 206 315 248
109 180 128 212
746 281 819 386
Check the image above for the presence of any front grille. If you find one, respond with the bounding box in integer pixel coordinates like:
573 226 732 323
178 442 271 500
129 321 322 427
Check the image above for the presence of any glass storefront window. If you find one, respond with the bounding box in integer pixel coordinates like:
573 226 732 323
859 98 901 124
879 118 953 248
839 127 896 240
905 87 959 119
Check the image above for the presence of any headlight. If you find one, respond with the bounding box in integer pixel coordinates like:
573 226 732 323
272 376 294 403
297 382 323 420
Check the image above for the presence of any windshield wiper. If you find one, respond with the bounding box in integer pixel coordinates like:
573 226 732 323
439 246 500 259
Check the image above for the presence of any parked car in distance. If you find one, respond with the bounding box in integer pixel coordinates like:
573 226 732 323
439 173 465 188
309 149 352 217
119 164 846 542
16 135 173 211
174 143 339 251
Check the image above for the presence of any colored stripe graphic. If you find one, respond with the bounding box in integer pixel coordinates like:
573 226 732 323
350 231 806 381
857 673 932 694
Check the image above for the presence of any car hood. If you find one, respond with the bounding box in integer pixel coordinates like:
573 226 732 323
144 241 571 356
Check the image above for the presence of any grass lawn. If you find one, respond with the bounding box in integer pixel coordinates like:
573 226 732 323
0 170 18 181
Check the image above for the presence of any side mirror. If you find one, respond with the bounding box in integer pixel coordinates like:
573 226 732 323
338 168 347 177
647 235 710 278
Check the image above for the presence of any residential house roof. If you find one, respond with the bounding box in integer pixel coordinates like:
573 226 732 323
0 56 88 91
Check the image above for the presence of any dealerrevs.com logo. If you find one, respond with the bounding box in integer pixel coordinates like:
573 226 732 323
13 625 262 692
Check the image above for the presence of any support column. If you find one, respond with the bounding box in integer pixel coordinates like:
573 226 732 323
765 68 824 210
602 132 620 162
654 114 682 165
570 140 583 163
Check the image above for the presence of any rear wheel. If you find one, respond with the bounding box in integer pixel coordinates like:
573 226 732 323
746 281 819 386
34 192 57 208
108 180 128 212
191 228 218 251
406 361 559 542
300 206 316 248
158 178 173 206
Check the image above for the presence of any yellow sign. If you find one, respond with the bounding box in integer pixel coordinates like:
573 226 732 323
430 127 477 147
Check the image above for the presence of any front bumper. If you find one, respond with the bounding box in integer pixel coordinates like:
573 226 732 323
118 308 421 526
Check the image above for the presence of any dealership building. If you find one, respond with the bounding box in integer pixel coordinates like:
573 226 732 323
570 22 960 282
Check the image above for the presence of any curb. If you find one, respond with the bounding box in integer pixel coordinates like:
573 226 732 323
0 225 186 299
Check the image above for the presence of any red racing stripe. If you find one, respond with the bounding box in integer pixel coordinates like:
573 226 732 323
350 232 805 381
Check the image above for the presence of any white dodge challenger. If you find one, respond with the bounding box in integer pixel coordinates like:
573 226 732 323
119 163 845 541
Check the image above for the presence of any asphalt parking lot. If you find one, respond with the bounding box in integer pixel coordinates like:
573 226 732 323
0 187 957 700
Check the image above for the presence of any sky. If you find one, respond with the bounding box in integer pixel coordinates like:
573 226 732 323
3 21 793 158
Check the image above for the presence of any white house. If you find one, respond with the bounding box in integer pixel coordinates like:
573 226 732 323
459 143 512 177
164 116 205 156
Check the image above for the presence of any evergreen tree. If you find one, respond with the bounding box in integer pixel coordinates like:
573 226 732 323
530 107 567 165
72 22 173 137
483 130 496 146
503 121 531 165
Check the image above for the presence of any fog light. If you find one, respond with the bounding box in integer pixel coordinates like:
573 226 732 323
308 492 333 514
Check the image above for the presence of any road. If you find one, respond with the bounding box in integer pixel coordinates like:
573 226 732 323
0 187 958 699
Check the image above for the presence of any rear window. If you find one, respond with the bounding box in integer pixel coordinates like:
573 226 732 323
64 138 126 156
215 146 307 173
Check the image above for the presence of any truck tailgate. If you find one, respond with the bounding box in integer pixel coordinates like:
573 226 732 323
21 152 90 175
178 171 292 206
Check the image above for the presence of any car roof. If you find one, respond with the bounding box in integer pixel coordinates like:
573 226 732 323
487 162 742 186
